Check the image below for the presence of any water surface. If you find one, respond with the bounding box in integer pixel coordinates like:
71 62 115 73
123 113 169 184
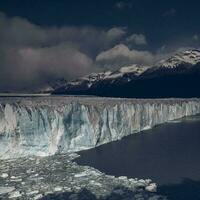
76 115 200 186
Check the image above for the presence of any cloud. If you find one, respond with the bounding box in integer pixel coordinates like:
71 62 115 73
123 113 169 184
126 34 147 45
163 8 176 17
96 44 154 69
0 12 126 54
1 11 192 92
0 45 93 91
0 12 127 91
107 27 126 41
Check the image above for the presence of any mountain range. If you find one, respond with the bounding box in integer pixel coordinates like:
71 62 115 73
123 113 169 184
42 49 200 98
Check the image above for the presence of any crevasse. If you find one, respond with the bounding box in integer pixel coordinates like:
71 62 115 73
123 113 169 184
0 97 200 159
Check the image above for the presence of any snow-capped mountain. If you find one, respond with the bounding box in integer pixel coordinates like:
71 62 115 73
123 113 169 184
158 49 200 68
142 49 200 78
51 49 200 98
73 64 148 83
47 64 149 94
38 78 69 93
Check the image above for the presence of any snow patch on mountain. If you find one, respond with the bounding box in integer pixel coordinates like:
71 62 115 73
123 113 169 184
106 64 149 79
158 49 200 68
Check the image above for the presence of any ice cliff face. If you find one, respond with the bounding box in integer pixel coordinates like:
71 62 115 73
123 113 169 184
0 97 200 159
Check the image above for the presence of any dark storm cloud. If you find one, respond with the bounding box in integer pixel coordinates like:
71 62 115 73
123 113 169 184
0 12 128 91
1 45 93 89
0 5 198 91
0 12 126 53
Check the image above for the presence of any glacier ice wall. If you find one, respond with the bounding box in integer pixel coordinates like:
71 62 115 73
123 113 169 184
0 97 200 159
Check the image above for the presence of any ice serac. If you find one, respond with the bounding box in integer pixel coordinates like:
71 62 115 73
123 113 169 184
0 97 200 159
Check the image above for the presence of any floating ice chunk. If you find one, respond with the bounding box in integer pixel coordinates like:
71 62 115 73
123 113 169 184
54 187 63 192
36 159 40 165
88 170 102 176
145 183 157 192
64 187 72 192
136 179 147 187
9 191 22 199
145 179 152 184
0 187 15 195
118 176 128 181
74 171 88 178
1 173 8 178
10 178 22 182
33 194 43 200
26 190 39 195
89 180 102 187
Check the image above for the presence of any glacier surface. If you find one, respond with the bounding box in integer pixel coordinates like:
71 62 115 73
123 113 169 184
0 96 200 159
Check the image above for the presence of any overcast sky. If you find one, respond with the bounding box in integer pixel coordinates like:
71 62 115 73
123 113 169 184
0 0 200 91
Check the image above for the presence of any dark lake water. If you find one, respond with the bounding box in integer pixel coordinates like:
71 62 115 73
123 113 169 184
76 115 200 199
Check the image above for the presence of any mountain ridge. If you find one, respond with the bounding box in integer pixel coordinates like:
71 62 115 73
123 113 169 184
44 49 200 98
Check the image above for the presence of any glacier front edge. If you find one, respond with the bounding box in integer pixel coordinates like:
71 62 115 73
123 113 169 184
0 97 200 159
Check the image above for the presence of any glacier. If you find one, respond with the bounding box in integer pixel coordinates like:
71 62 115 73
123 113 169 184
0 96 200 159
